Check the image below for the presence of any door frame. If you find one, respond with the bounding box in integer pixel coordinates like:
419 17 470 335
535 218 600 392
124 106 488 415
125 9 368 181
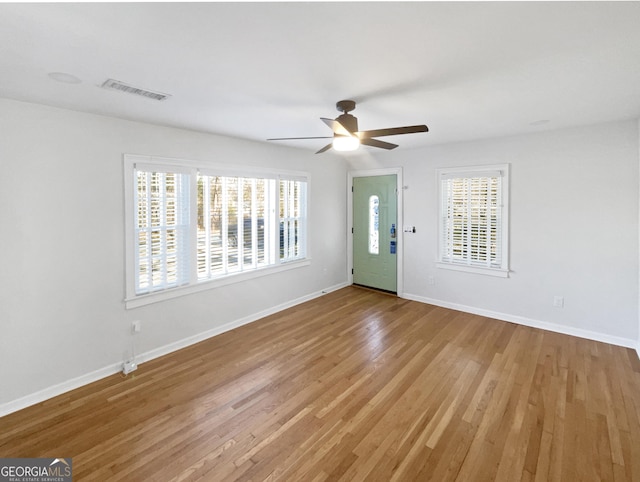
347 168 404 296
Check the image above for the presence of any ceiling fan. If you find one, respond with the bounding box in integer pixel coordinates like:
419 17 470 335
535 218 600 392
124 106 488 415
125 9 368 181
267 100 429 154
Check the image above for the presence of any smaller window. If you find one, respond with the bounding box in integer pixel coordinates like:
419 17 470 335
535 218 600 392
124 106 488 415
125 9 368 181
368 195 379 255
437 164 509 277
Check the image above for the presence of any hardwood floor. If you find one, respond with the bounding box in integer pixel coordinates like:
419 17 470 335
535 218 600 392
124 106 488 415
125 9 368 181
2 286 640 481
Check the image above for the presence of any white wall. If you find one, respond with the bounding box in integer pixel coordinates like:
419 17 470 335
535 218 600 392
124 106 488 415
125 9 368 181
0 98 348 412
347 120 639 347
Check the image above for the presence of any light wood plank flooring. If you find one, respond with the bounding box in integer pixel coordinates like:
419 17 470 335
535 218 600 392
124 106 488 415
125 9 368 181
2 286 640 481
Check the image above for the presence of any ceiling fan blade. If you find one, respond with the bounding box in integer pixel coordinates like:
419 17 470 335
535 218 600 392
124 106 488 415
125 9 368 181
321 117 353 137
360 138 398 150
267 136 333 141
357 125 428 138
315 143 333 154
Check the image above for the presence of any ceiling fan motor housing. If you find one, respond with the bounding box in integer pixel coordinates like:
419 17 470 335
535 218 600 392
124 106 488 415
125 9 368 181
335 100 358 133
336 113 358 133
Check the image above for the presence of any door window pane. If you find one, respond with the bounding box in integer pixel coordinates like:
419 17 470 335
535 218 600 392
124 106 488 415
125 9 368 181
368 195 379 255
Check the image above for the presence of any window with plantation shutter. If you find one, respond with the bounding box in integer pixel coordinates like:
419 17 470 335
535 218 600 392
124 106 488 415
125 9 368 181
124 155 309 308
279 179 307 262
437 165 509 277
135 168 190 294
197 174 276 280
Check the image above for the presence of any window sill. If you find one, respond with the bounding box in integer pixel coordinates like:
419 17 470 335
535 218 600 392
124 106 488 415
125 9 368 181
436 262 509 278
125 258 311 309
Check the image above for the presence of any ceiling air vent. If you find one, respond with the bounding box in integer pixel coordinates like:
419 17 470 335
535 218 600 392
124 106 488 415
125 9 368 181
101 79 171 101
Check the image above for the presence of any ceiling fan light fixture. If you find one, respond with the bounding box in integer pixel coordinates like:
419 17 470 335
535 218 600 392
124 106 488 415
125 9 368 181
267 100 428 153
332 136 360 152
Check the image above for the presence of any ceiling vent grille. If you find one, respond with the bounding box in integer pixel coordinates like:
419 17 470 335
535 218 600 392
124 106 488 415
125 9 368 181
101 79 170 101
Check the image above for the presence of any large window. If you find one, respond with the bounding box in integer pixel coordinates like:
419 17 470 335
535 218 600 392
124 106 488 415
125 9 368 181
125 155 308 307
437 165 509 277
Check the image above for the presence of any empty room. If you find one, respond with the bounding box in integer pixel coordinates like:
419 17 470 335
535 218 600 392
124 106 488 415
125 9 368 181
1 2 640 481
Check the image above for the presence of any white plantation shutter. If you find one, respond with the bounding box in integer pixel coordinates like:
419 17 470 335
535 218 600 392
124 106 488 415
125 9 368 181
197 174 276 280
279 179 307 262
134 167 190 294
439 166 508 273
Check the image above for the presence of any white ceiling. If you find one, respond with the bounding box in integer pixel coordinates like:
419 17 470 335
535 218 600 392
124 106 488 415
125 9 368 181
1 2 640 152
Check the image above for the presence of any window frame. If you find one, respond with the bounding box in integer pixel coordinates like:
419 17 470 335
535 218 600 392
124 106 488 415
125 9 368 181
436 164 509 277
124 154 310 309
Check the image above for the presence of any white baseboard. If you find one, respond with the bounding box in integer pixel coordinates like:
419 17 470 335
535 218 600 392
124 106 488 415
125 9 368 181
0 282 350 418
0 363 124 419
402 292 638 350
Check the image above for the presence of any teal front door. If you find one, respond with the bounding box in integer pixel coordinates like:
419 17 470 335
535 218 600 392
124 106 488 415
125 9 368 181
352 175 397 293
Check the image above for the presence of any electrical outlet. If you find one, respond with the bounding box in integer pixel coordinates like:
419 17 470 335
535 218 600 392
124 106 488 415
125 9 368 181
122 360 137 375
553 296 564 308
428 276 435 285
132 320 141 333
